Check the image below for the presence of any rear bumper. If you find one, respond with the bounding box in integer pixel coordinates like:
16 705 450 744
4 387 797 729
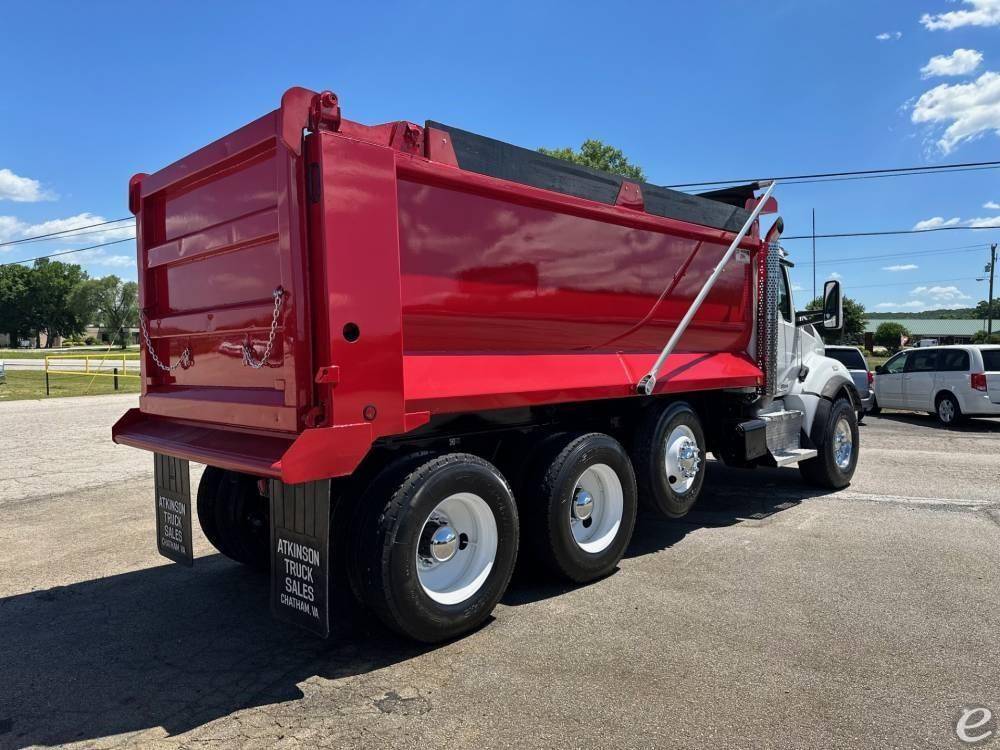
112 409 374 484
859 392 874 411
960 392 1000 417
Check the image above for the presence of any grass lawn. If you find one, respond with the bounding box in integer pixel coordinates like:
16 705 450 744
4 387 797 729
0 346 140 360
0 370 140 401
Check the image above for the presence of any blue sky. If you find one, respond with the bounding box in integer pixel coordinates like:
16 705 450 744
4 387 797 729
1 0 998 313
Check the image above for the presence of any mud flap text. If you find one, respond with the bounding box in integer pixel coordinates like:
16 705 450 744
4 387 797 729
153 454 193 566
269 478 331 637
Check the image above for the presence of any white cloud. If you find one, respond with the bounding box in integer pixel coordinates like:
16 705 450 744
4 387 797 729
984 200 1000 209
921 48 983 78
791 283 805 291
0 212 134 249
876 31 903 40
921 0 1000 30
913 216 961 230
828 272 843 280
883 264 920 271
965 215 1000 227
911 284 972 301
0 168 55 202
876 300 927 309
911 72 1000 153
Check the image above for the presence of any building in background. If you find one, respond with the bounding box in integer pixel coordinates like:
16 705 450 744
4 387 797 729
863 319 985 349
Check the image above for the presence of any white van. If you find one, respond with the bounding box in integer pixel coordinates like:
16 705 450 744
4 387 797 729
872 345 1000 425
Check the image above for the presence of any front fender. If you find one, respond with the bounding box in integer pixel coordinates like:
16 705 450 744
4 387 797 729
784 355 860 433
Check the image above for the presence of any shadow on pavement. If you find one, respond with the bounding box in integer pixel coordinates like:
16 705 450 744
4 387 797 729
871 411 1000 433
0 556 431 748
503 461 837 605
0 462 835 748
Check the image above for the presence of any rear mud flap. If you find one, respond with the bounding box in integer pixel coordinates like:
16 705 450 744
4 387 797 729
154 454 193 566
269 479 332 637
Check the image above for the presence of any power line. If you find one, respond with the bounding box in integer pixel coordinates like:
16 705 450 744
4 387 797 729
0 237 135 267
6 225 135 247
783 225 1000 240
815 275 981 290
795 243 988 267
0 217 133 249
666 159 1000 189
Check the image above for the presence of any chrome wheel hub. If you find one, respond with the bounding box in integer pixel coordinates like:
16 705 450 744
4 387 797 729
572 488 594 521
833 417 853 470
664 425 701 494
421 521 459 563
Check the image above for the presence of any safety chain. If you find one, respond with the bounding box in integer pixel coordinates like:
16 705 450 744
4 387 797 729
140 310 191 372
242 287 285 369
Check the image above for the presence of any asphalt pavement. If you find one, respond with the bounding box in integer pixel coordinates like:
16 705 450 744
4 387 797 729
1 395 999 749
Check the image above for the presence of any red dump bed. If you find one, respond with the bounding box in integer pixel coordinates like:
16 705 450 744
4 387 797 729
114 87 765 483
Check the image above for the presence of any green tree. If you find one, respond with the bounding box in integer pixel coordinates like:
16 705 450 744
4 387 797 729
538 139 646 181
0 264 35 344
973 299 1000 323
805 295 867 344
874 322 910 353
86 275 138 348
971 330 1000 344
29 259 91 347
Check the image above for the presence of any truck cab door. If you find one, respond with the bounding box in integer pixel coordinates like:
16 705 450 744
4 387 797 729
774 265 799 395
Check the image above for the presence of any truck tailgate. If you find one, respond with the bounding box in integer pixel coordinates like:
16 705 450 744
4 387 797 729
132 107 313 432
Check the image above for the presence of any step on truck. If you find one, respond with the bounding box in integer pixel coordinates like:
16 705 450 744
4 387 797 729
113 87 862 642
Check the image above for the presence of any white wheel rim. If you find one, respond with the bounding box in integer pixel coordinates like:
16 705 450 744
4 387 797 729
570 464 624 554
416 493 497 605
663 425 701 494
833 417 853 470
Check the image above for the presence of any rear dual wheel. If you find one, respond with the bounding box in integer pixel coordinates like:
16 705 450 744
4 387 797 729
520 433 638 583
349 453 519 643
196 466 270 571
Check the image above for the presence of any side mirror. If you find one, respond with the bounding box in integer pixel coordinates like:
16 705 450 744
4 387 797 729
822 279 843 330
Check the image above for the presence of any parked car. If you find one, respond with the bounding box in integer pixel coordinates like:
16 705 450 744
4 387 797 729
824 345 874 420
0 359 5 385
871 345 1000 425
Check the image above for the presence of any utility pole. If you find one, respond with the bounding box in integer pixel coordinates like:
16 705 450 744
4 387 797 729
989 242 997 337
812 209 816 302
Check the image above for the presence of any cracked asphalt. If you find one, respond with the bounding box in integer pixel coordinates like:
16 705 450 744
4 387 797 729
2 395 1000 749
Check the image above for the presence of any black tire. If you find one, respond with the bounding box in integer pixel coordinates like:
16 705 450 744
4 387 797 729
520 433 638 583
799 398 858 489
867 396 881 416
350 453 519 643
935 392 962 427
631 401 706 518
196 466 270 571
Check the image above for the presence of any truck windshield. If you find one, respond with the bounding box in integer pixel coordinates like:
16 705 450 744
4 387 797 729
826 348 866 369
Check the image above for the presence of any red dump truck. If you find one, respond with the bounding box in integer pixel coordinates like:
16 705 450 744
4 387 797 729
114 87 861 642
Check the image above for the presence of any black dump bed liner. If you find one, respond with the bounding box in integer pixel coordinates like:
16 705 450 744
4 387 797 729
427 121 752 234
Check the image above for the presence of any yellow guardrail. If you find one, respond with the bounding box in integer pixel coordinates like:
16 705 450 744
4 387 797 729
44 352 141 378
44 352 141 394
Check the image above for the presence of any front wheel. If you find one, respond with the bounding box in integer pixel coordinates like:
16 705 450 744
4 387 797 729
350 453 519 643
799 398 858 489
